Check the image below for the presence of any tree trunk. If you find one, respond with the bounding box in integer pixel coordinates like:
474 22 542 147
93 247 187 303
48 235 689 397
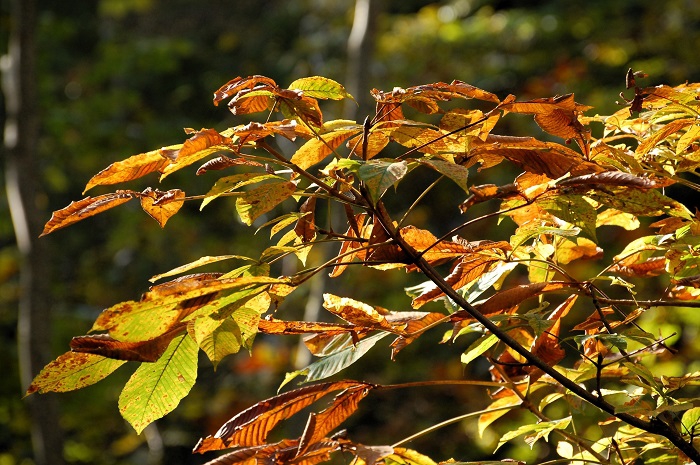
2 0 65 463
344 0 381 120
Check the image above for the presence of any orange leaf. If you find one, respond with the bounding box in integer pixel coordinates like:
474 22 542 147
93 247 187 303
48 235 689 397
83 147 174 193
389 312 446 359
296 385 372 457
193 380 369 452
473 282 571 318
257 318 355 336
139 188 185 227
160 128 234 179
329 214 370 278
609 256 666 277
294 197 317 243
322 294 392 330
213 75 279 106
41 191 136 236
499 93 591 156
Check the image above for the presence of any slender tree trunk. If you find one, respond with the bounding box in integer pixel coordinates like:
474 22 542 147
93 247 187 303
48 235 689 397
2 0 65 463
344 0 380 120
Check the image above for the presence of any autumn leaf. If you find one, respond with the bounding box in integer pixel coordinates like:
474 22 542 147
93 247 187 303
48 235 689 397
139 187 185 227
118 333 198 434
69 323 186 362
296 385 372 457
26 352 126 395
290 127 360 170
288 76 355 101
83 146 177 193
322 294 392 330
356 159 409 205
236 181 298 226
160 128 235 180
41 191 136 236
193 380 369 452
213 75 279 106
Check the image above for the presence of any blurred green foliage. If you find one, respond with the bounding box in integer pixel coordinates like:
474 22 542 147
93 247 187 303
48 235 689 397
1 0 699 464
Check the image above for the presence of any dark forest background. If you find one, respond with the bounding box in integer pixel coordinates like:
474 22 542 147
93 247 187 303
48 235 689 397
1 1 699 464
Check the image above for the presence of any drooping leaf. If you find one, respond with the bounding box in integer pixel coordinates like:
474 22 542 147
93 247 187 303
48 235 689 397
26 352 126 395
160 128 235 180
193 380 367 452
118 333 198 434
139 187 185 227
83 146 177 193
69 323 186 362
285 333 389 385
461 333 498 366
194 316 243 368
213 75 279 106
41 191 136 236
418 159 470 193
149 255 253 283
296 385 372 457
356 159 408 205
236 181 298 226
496 416 571 451
202 173 284 209
92 276 281 341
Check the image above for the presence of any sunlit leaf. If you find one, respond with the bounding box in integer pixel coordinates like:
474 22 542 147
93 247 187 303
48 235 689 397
118 334 198 434
419 159 470 193
288 76 355 101
322 294 392 330
83 146 177 193
26 352 126 395
286 333 389 385
41 191 136 236
356 159 408 205
461 333 498 366
70 324 186 362
202 173 284 209
496 416 571 451
236 181 298 225
193 380 367 452
290 128 360 170
139 188 185 227
296 385 371 457
149 255 253 283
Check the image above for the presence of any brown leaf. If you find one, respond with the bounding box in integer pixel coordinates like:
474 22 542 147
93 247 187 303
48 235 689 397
329 214 370 278
557 171 657 190
467 135 604 179
294 197 317 243
139 188 185 227
196 155 263 175
609 256 666 277
198 439 299 465
257 317 355 336
474 282 571 318
193 380 369 452
411 241 511 308
389 312 446 359
41 191 136 236
69 324 186 362
213 75 279 106
366 218 407 265
160 128 234 179
499 94 591 156
296 385 372 457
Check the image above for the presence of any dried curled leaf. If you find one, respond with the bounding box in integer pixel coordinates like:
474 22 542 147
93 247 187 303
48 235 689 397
139 188 186 227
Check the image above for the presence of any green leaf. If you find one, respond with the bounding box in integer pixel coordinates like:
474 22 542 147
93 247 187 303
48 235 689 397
26 352 126 395
195 316 242 368
681 407 700 435
201 173 284 209
461 333 498 366
289 128 360 170
118 334 198 434
496 416 571 451
357 159 409 205
287 76 355 101
236 181 297 226
283 332 389 386
419 159 470 193
539 194 597 240
588 188 692 220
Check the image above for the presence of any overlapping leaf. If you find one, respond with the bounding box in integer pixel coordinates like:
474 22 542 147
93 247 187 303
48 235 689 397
118 333 198 434
193 380 369 452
